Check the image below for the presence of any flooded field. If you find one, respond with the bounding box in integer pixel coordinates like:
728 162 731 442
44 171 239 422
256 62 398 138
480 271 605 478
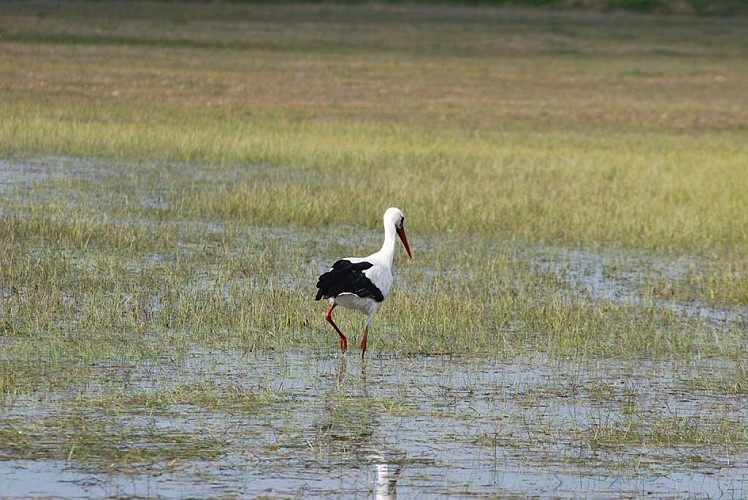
1 156 746 497
2 350 747 498
2 2 747 495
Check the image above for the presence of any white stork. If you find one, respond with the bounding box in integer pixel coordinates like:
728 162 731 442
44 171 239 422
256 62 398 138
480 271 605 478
315 207 412 358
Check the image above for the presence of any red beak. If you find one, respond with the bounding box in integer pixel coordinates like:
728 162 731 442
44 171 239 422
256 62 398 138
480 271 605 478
396 226 412 259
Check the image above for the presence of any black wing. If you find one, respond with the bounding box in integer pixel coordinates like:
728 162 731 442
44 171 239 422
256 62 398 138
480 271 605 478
315 259 384 302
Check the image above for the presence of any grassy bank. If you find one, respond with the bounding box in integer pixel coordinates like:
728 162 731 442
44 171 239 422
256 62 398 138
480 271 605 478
2 2 747 255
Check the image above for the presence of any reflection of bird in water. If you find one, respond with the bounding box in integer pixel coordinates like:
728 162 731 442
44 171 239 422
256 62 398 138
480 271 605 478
337 356 347 384
317 357 405 498
370 455 404 499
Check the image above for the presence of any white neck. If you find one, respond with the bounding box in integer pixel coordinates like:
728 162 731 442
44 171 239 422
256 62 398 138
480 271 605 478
369 217 397 267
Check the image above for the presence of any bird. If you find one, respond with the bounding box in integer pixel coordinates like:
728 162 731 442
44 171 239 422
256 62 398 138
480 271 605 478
315 207 412 358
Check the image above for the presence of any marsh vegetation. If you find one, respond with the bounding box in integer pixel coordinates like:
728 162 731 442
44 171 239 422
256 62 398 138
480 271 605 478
0 1 746 496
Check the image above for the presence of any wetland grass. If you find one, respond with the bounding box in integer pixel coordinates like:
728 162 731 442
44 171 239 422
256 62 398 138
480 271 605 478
1 2 747 496
1 2 748 255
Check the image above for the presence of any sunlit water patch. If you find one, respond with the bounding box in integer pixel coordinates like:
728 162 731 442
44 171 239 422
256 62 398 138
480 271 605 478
525 245 748 327
2 350 746 497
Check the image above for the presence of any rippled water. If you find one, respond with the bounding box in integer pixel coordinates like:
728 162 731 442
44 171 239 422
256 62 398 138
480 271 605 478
2 350 746 497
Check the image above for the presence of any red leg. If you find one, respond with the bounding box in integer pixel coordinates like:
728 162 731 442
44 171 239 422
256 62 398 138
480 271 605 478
360 326 369 359
325 304 347 354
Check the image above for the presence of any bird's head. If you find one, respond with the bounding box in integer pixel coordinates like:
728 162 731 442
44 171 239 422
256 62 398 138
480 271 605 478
385 207 412 259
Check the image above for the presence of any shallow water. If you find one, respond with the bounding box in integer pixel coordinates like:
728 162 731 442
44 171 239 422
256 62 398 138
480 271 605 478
2 156 747 496
526 245 747 327
2 350 746 498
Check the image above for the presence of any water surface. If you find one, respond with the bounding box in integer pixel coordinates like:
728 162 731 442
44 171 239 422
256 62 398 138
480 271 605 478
2 350 746 498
